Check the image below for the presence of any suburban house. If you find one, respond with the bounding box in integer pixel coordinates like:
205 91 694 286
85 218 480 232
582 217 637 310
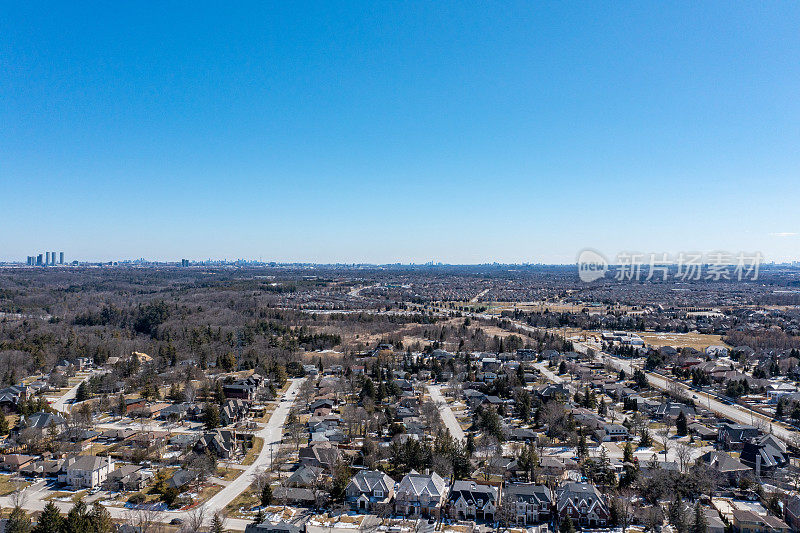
345 469 395 512
731 509 790 533
786 494 800 532
596 423 629 442
17 411 66 439
504 483 553 526
0 454 36 472
447 480 498 522
739 434 787 476
167 468 197 490
698 451 751 487
718 423 760 450
555 482 609 528
61 455 114 488
298 442 340 470
286 465 324 488
245 521 301 533
394 470 449 519
105 464 153 491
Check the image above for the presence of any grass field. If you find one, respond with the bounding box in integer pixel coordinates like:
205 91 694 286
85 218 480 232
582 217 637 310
0 474 29 496
241 436 264 466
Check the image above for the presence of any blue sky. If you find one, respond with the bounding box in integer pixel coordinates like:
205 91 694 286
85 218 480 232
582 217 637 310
2 2 799 263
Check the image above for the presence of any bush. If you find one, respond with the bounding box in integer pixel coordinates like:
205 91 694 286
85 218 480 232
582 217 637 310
128 493 146 505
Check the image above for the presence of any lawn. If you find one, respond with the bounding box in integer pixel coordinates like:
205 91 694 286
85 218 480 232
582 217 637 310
215 467 242 482
241 436 264 466
224 486 261 519
0 474 30 496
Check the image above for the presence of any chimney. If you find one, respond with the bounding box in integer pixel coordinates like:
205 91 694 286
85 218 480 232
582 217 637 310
755 453 761 478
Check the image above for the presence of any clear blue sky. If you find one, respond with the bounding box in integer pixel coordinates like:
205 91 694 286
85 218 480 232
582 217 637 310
2 3 799 263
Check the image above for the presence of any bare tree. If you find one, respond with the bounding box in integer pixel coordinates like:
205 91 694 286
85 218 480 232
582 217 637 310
657 420 673 462
676 442 692 473
180 506 206 533
124 507 164 533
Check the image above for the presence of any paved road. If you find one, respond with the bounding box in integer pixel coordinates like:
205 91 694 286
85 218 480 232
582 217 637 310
3 378 305 530
427 384 465 443
601 353 800 445
51 370 106 413
199 378 304 519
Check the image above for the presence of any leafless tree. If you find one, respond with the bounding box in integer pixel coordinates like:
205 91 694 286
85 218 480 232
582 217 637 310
657 420 673 461
676 442 692 473
180 506 206 533
124 507 164 533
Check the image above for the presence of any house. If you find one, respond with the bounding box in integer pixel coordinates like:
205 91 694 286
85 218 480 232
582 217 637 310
596 423 628 442
718 423 760 450
16 411 66 438
447 480 498 522
194 430 241 459
786 494 800 532
504 483 552 526
124 398 147 415
0 454 37 472
654 401 695 421
245 521 302 533
62 455 114 488
105 464 153 491
345 469 395 512
555 482 609 528
537 383 569 402
698 451 751 486
0 385 29 411
731 509 790 533
394 470 449 519
273 486 317 506
223 376 263 401
740 434 787 475
167 468 197 490
299 442 340 470
688 423 718 441
221 399 249 426
286 465 324 488
158 403 190 421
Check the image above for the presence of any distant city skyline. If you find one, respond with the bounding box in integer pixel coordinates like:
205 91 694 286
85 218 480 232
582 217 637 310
2 3 799 264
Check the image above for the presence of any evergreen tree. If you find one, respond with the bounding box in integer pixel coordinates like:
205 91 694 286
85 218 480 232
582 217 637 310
676 411 688 437
559 515 576 533
7 507 31 533
90 503 113 533
261 483 273 506
32 502 63 533
204 403 220 430
64 500 92 533
623 440 634 464
75 381 90 402
210 513 226 533
775 399 785 419
691 501 708 533
117 394 126 417
639 427 652 447
0 414 9 435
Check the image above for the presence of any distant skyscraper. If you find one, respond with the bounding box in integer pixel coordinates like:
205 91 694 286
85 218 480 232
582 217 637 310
50 251 56 265
181 259 189 267
45 252 50 265
59 252 64 264
37 254 43 266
